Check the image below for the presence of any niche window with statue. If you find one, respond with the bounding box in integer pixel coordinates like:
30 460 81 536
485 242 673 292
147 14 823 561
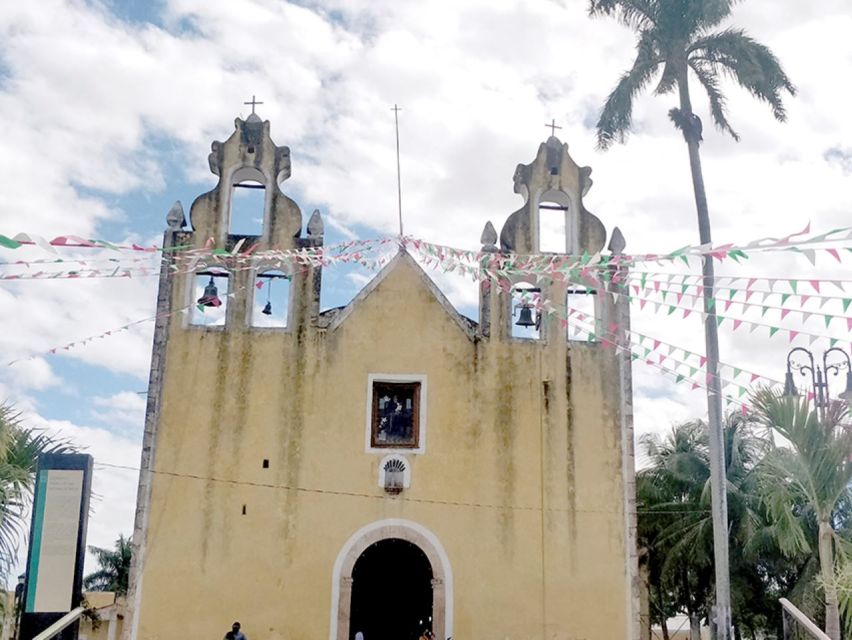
371 382 421 448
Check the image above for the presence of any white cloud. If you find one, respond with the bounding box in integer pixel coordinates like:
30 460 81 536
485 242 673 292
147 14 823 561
91 391 147 434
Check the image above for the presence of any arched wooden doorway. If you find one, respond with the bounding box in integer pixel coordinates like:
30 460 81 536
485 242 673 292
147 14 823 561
330 519 452 640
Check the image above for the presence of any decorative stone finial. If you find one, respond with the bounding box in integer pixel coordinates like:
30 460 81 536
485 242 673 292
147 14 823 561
166 201 186 230
480 221 498 252
608 226 626 255
307 209 324 237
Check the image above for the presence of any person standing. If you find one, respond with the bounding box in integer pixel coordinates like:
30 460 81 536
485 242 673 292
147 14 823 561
225 621 247 640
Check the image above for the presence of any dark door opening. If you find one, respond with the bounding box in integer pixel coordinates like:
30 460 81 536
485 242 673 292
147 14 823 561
349 538 434 640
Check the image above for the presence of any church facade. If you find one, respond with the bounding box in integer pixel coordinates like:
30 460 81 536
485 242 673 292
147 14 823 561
125 112 640 640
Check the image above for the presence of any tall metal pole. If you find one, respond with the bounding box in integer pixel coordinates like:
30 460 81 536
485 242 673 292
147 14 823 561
391 104 403 237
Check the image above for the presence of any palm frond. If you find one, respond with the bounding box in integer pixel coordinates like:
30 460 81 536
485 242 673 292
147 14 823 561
596 30 662 149
653 60 678 95
688 28 796 122
687 0 740 33
588 0 657 30
84 534 132 595
687 60 738 140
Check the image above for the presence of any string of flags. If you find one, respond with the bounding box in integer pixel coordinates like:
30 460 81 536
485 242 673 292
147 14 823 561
3 219 852 262
3 224 851 405
4 242 398 367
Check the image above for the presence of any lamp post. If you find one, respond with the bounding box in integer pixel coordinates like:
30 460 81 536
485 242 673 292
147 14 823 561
14 573 25 640
783 347 852 421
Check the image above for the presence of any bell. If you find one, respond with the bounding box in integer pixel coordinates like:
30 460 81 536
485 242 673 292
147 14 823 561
782 371 799 398
839 371 852 403
515 304 536 327
197 277 222 308
262 301 272 315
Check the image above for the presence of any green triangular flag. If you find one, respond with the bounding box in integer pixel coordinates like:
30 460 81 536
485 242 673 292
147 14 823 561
0 235 21 249
830 338 839 348
790 280 798 294
716 316 725 327
728 288 737 301
843 299 852 313
668 305 676 316
733 367 742 379
769 326 779 337
689 367 697 377
196 303 205 312
781 293 791 306
676 374 685 384
825 315 832 328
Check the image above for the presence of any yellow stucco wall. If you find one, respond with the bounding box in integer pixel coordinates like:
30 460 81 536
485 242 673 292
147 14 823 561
136 250 631 640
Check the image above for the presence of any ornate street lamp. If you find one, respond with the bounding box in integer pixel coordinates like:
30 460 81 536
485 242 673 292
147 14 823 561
783 346 852 421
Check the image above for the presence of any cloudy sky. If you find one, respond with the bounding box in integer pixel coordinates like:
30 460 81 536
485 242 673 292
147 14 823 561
1 0 852 581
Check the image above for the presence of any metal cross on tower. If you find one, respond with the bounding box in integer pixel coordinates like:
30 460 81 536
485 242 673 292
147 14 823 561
244 95 264 114
545 119 562 136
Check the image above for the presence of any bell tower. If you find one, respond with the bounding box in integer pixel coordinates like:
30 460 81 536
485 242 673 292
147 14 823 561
192 112 302 247
480 134 625 344
499 134 605 256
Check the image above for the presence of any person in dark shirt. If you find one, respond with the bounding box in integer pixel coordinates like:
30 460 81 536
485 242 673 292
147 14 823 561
225 621 247 640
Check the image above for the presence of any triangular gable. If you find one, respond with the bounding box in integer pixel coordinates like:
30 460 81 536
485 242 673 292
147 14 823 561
326 249 477 340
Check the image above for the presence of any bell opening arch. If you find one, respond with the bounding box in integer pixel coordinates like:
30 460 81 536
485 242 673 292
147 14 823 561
329 519 453 640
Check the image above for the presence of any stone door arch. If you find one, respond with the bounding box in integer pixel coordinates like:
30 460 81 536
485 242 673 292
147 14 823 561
330 519 453 640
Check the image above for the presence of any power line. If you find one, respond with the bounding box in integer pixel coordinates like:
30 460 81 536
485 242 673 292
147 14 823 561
92 461 710 516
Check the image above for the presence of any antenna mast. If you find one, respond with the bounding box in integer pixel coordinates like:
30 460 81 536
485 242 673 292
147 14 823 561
391 104 404 236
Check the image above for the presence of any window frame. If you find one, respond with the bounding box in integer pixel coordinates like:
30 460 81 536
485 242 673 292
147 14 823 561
365 374 427 454
247 268 292 331
187 268 230 330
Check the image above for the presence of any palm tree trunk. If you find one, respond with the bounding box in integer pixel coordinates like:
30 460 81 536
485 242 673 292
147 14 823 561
658 585 670 640
676 64 732 640
818 520 841 640
689 614 701 640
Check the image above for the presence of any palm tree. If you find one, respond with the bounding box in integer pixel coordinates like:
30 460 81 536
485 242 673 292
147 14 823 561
639 414 777 639
0 403 75 581
639 420 713 640
84 534 132 596
752 389 852 640
588 3 796 636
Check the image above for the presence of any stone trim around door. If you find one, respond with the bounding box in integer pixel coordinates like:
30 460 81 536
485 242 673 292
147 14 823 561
329 519 453 640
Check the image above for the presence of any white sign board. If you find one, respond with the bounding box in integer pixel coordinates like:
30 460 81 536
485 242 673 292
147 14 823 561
25 469 85 613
